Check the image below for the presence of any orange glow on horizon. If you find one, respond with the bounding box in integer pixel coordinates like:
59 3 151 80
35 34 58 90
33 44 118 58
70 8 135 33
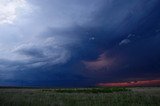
98 79 160 87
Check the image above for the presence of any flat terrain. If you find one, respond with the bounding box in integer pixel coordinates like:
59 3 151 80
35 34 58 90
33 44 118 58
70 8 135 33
0 87 160 106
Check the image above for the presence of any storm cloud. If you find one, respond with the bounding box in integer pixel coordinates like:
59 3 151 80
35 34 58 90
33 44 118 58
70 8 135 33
0 0 160 87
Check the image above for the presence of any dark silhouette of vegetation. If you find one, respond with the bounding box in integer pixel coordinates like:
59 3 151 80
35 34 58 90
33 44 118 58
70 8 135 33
41 87 130 93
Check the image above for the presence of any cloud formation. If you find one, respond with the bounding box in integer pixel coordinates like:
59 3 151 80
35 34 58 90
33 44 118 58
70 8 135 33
0 0 160 87
82 52 115 71
0 0 30 24
0 35 72 70
119 39 131 46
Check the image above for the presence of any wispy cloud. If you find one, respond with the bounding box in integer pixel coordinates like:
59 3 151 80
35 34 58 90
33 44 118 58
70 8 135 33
119 39 131 46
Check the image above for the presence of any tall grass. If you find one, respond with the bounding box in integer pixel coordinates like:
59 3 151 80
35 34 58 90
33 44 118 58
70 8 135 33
0 87 160 106
41 87 130 93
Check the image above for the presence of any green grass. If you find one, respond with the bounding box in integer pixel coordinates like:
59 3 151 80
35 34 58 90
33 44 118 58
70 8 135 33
0 87 160 106
41 87 130 93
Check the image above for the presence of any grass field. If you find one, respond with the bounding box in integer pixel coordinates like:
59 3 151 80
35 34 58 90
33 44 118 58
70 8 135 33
0 87 160 106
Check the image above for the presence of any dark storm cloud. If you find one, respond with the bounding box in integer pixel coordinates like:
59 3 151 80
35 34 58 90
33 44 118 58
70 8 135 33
1 0 160 87
76 0 160 85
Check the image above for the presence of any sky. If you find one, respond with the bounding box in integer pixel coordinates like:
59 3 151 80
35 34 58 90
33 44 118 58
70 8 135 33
0 0 160 87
